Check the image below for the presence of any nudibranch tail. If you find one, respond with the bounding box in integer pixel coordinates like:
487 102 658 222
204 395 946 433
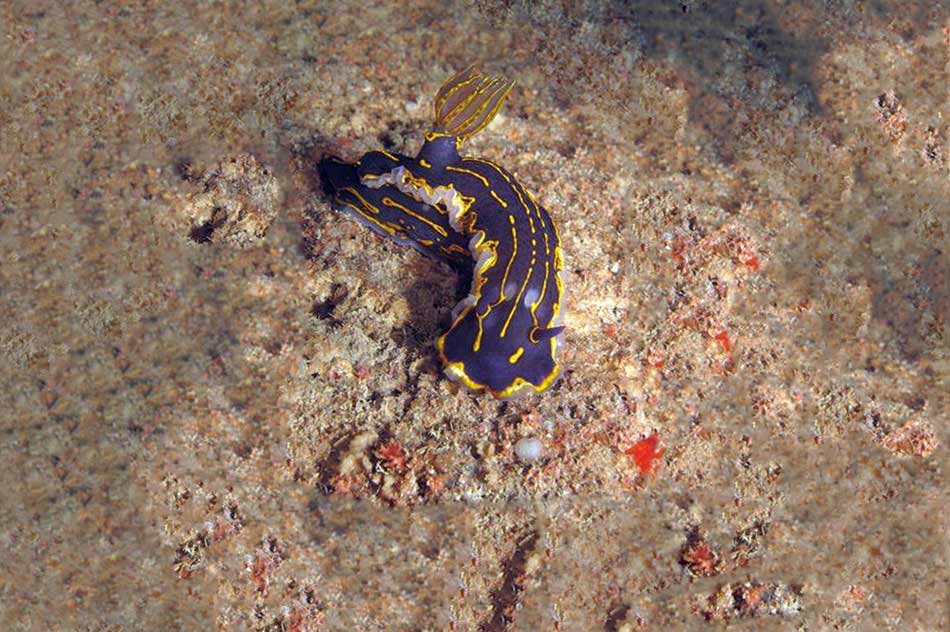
433 65 514 143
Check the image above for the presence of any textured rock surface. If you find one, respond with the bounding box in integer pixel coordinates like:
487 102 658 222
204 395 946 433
0 1 946 630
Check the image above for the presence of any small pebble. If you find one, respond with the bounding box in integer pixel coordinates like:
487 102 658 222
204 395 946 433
514 437 543 463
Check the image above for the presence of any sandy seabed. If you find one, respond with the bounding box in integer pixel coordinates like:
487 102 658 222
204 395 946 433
0 1 946 630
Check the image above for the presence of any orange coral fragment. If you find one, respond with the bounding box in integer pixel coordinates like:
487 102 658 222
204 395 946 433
375 440 407 472
681 537 723 577
714 330 731 353
249 537 285 596
625 433 665 475
880 419 938 457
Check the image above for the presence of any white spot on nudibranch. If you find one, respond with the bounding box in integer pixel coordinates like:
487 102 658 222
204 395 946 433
523 287 541 308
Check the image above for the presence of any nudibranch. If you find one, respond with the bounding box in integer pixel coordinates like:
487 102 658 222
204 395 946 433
319 66 565 398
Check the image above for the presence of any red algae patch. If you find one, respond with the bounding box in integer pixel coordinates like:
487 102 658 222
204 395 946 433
624 433 665 476
679 530 724 578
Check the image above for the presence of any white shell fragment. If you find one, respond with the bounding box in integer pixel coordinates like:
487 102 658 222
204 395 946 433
514 437 544 463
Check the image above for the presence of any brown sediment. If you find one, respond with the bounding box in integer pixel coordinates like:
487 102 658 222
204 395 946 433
0 1 946 629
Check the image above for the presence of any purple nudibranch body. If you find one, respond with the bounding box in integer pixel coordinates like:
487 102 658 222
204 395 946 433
319 66 565 398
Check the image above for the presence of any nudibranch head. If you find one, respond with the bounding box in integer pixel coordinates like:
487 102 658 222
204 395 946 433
318 151 470 265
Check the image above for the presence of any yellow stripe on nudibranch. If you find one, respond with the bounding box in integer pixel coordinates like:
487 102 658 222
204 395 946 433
445 165 490 187
381 196 448 237
341 187 381 214
338 200 397 236
464 159 536 232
